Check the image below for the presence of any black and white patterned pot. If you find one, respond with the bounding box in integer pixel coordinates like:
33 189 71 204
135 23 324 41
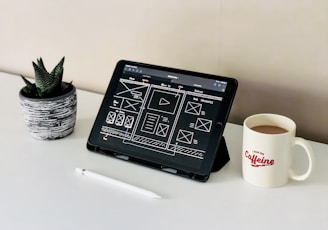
19 86 77 140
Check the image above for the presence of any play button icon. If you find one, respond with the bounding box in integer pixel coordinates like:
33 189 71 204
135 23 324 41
159 98 170 106
148 90 180 114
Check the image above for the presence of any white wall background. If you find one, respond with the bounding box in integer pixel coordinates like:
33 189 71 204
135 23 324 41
1 0 327 143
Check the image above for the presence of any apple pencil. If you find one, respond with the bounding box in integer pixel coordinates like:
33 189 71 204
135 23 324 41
75 168 162 199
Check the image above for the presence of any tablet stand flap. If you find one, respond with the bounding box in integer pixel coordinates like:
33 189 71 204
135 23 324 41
211 136 230 172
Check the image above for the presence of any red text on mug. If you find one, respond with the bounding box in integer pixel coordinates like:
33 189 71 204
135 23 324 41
244 150 274 167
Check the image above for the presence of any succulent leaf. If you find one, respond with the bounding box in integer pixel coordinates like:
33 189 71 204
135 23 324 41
21 75 34 89
43 70 63 97
21 75 37 96
50 56 65 77
61 81 73 92
33 62 54 96
37 58 47 73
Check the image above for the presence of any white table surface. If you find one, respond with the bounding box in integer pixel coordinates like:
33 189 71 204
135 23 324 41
1 71 327 230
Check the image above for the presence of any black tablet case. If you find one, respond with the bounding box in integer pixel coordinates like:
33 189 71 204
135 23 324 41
87 60 238 182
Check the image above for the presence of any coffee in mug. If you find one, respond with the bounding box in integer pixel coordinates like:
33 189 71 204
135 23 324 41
242 113 314 188
251 125 288 134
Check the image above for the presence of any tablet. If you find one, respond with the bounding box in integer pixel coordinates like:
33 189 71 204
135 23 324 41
87 60 238 181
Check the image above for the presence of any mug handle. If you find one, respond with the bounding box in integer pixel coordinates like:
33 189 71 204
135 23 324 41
289 137 315 181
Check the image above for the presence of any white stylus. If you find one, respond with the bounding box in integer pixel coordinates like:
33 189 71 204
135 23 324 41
75 168 162 199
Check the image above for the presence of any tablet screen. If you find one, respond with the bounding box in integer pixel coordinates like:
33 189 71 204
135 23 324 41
87 60 238 181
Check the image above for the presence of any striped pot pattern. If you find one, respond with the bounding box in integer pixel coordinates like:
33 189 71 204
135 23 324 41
19 86 77 140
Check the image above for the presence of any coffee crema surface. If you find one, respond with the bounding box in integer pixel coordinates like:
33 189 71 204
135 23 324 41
251 125 288 134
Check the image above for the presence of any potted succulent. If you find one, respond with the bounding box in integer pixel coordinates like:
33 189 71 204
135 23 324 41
19 57 77 140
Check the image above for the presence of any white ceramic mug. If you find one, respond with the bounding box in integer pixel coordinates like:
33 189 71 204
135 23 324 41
242 113 314 188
